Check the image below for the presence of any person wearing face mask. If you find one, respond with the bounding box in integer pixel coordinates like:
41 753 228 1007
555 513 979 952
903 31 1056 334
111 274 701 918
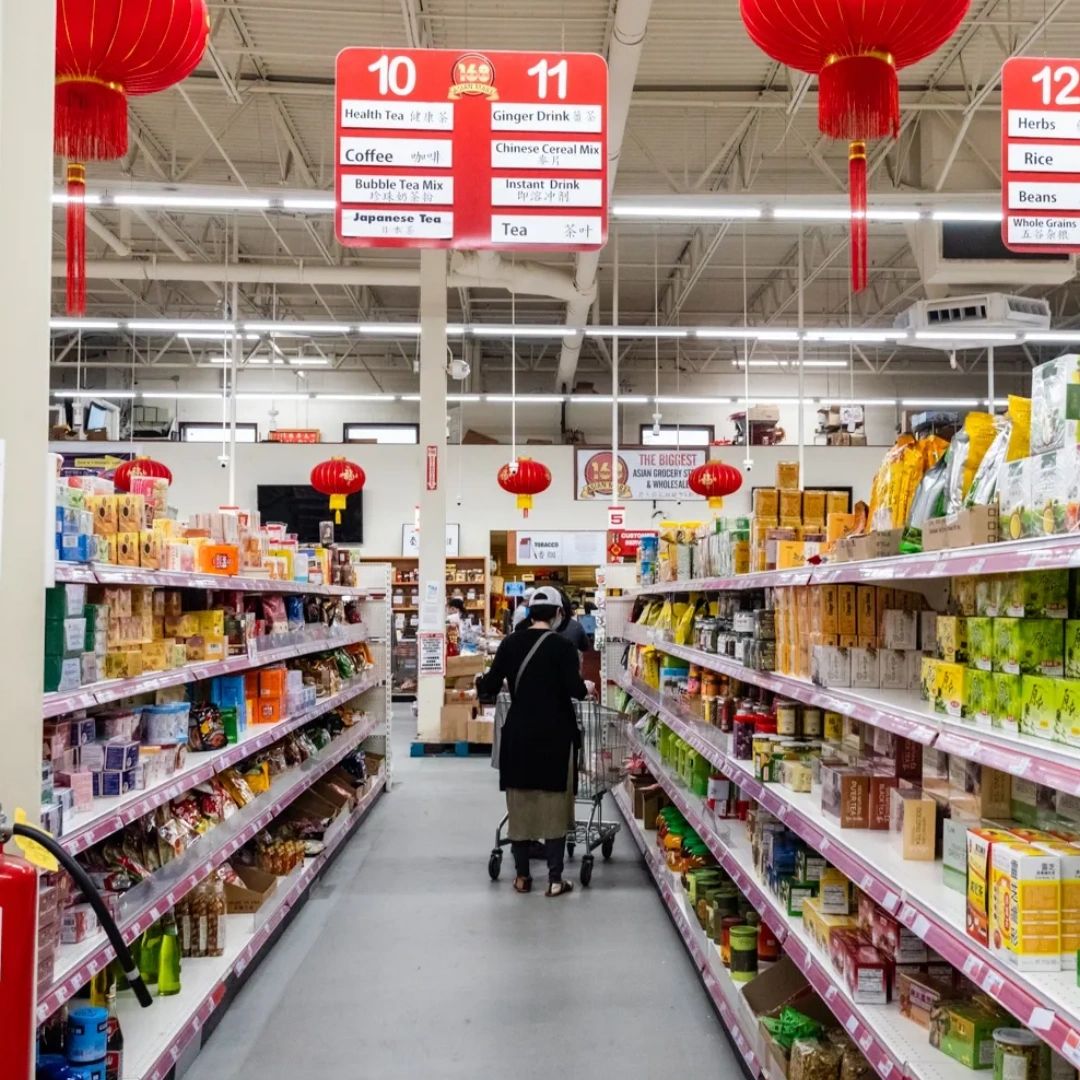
476 586 587 897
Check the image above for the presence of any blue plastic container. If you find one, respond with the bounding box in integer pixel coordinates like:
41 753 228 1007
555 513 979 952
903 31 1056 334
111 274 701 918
65 1006 108 1063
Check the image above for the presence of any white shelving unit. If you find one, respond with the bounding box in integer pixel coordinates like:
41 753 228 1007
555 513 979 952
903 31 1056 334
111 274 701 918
616 672 1080 1072
38 561 394 1075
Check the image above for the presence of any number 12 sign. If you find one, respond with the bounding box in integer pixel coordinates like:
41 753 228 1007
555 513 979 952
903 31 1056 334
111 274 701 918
1002 56 1080 253
334 48 608 251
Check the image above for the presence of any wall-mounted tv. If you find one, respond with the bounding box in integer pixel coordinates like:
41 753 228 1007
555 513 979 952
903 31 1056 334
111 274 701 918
256 485 363 544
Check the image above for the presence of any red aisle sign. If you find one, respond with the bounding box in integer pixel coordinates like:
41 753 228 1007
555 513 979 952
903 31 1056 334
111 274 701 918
334 48 608 250
1002 56 1080 252
426 444 439 491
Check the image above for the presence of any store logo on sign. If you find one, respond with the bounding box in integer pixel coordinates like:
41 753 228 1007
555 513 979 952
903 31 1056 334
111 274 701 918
449 53 498 99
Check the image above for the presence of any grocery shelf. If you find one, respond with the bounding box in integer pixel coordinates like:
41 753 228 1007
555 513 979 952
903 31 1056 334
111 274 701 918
631 533 1080 595
626 729 979 1080
43 624 372 718
618 675 1080 1069
54 561 385 599
37 713 382 1023
60 670 384 856
114 769 386 1080
621 624 1080 796
611 784 761 1077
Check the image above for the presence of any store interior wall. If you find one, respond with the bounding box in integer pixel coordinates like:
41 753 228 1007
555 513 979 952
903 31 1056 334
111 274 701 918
51 365 1014 447
53 441 886 555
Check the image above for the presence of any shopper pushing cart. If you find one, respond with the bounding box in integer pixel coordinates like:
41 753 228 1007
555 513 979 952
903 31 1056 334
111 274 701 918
476 585 586 897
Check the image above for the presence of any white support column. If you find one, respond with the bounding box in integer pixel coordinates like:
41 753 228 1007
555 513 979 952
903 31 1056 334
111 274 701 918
0 2 55 824
416 249 448 742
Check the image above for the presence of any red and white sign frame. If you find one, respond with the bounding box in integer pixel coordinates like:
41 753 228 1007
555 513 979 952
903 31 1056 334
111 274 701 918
1002 56 1080 253
425 444 439 491
334 47 608 251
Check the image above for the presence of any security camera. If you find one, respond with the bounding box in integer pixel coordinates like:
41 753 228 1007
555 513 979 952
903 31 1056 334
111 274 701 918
744 459 754 473
447 356 471 381
217 454 229 469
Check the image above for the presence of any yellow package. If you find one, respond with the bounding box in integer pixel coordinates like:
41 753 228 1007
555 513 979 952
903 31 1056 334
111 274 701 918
1007 395 1031 461
946 412 996 513
673 599 698 646
868 435 929 531
990 842 1061 972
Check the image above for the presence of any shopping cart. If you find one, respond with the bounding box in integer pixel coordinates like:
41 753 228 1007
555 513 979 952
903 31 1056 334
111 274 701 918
487 697 630 886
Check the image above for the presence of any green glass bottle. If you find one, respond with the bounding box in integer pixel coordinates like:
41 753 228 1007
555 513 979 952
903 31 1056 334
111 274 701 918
138 921 162 986
157 913 182 997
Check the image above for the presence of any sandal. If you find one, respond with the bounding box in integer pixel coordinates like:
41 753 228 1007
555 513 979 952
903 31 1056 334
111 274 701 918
545 880 574 898
513 876 532 894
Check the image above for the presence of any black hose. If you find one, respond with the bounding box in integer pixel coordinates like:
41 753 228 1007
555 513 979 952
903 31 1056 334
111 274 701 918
13 823 153 1008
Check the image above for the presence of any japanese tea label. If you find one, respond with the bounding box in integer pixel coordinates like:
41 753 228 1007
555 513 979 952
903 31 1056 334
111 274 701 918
1002 57 1080 252
335 48 608 250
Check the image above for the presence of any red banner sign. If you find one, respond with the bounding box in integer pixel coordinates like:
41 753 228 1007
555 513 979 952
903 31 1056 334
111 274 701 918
1002 56 1080 252
607 529 656 562
334 48 608 251
426 444 439 491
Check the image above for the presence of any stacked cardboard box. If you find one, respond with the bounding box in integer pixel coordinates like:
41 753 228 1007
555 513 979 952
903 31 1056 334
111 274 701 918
441 652 485 742
750 462 849 572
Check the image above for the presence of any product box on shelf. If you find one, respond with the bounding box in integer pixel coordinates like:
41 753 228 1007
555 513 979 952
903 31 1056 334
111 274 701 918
1057 679 1080 748
930 1001 1005 1069
1020 675 1059 741
923 505 1000 550
989 842 1061 973
993 672 1023 733
890 787 936 860
224 865 279 915
966 827 1017 947
999 457 1036 541
1030 353 1080 456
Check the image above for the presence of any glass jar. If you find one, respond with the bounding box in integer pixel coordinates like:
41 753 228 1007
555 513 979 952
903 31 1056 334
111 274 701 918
775 700 799 737
802 707 823 738
733 715 756 760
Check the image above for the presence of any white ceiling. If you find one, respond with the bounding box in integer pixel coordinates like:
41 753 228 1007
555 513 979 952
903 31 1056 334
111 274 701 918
49 0 1080 386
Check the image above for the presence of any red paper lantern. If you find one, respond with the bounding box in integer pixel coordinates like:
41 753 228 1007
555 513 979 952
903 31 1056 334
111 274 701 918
55 0 210 314
497 457 551 518
113 456 172 493
310 457 366 524
740 0 969 290
689 461 742 512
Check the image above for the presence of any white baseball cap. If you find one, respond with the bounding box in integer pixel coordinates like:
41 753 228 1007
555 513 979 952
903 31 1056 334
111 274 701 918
529 586 561 607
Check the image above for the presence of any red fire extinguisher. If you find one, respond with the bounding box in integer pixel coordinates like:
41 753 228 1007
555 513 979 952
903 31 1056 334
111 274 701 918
1 807 152 1080
0 843 38 1080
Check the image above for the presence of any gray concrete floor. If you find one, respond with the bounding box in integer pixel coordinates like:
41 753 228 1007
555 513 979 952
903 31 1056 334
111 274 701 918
182 706 737 1078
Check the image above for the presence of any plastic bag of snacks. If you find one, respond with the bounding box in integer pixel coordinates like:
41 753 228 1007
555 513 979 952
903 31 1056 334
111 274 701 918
945 412 996 514
900 459 949 553
868 436 929 532
790 1039 842 1080
177 873 226 958
1005 395 1031 460
966 416 1011 507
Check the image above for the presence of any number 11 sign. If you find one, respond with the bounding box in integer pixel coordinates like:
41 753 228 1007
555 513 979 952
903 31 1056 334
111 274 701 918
334 48 608 250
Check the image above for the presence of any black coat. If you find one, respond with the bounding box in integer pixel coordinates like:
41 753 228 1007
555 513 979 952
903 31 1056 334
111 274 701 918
477 628 587 793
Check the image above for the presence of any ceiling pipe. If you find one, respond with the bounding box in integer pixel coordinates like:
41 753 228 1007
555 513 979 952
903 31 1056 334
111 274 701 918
52 252 588 301
554 0 652 392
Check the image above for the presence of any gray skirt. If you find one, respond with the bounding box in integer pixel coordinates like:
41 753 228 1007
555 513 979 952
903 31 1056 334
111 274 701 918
506 753 574 841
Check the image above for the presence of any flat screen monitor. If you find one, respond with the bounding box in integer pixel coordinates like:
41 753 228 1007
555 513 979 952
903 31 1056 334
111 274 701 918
256 484 363 544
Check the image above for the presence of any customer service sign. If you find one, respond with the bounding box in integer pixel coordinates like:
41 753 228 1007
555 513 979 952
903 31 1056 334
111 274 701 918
575 448 706 502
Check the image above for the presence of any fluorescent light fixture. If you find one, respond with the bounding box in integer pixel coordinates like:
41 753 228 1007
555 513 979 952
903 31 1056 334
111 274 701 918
289 357 330 366
447 393 483 402
247 356 270 365
400 394 422 401
866 209 922 221
773 208 850 221
315 393 397 401
128 320 235 333
1025 331 1080 343
931 210 1002 222
51 193 103 206
806 330 902 343
569 395 614 403
655 396 733 405
735 360 781 368
282 198 336 211
50 318 120 331
485 394 565 403
802 360 851 368
179 332 259 341
446 324 466 336
139 391 223 400
583 327 689 339
914 330 1018 342
114 194 271 210
819 398 897 406
207 357 231 365
901 398 980 407
52 390 135 399
244 321 348 335
468 324 568 338
611 204 761 219
695 328 800 341
355 322 421 335
236 392 311 401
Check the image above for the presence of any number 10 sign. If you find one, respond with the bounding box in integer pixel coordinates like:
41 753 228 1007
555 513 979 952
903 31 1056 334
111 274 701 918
334 48 608 250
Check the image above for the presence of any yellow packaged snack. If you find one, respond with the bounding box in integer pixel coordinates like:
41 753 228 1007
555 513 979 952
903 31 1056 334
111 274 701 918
868 435 929 531
1007 395 1031 461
